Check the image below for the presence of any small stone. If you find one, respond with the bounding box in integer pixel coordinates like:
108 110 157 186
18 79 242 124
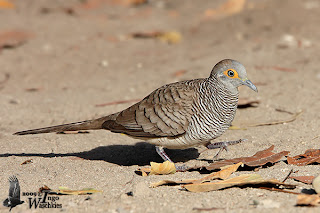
312 174 320 194
100 60 109 67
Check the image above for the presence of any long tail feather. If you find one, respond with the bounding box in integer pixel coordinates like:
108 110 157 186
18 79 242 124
14 116 112 135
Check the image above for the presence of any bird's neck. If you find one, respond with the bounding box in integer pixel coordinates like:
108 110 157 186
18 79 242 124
206 77 239 99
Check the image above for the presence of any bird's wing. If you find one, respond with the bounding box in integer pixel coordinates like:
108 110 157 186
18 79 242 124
8 176 20 200
102 80 200 138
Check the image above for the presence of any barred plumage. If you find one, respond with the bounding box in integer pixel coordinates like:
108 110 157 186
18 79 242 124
14 59 257 162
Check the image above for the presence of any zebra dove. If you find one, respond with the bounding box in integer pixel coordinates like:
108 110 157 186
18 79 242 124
14 59 257 163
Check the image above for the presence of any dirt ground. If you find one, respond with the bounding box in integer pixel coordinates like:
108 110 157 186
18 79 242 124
0 0 320 212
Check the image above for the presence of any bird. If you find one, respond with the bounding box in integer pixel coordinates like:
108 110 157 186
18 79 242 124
14 59 257 165
3 175 24 211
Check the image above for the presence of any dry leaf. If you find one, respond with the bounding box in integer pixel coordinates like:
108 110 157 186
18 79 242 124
183 174 295 192
149 161 176 175
151 162 243 187
21 159 33 165
0 31 32 49
57 187 101 195
0 0 15 9
204 0 246 19
287 149 320 166
39 185 51 193
39 186 102 195
131 31 182 44
137 167 151 177
124 0 148 6
296 194 320 206
157 31 182 44
289 176 315 184
193 162 243 184
206 145 289 170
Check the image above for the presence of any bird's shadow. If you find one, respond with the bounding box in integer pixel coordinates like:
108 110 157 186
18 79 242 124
0 142 199 166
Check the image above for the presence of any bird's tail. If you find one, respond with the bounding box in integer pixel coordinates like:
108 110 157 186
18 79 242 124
13 115 116 135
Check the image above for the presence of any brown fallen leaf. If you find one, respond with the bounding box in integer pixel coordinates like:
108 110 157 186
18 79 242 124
0 0 15 9
296 194 320 206
289 176 315 184
193 162 243 184
21 159 33 165
287 149 320 166
0 31 32 49
39 185 51 193
183 174 295 192
204 0 246 19
206 145 289 170
39 186 102 195
150 161 176 175
125 0 148 6
136 161 176 176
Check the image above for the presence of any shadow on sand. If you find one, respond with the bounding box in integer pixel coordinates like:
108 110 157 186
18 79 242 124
0 142 199 166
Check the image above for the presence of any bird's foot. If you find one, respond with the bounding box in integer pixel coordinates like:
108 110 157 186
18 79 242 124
155 146 188 172
206 139 247 160
175 164 188 172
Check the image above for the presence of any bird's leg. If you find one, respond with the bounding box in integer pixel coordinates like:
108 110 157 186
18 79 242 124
206 139 246 160
155 146 173 162
155 146 188 172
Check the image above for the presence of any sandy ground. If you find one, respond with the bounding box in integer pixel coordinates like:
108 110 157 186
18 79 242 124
0 0 320 212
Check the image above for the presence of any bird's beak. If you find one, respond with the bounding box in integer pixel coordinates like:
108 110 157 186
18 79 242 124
242 79 258 92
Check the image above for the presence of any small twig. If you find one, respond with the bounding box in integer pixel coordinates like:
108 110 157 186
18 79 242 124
259 187 300 195
275 108 294 115
311 135 320 141
247 111 303 127
95 99 141 107
192 207 224 211
282 169 294 183
124 175 135 185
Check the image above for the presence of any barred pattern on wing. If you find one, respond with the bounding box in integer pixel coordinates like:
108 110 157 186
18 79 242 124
102 80 200 138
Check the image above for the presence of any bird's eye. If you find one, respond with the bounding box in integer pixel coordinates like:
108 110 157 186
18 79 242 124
227 70 234 77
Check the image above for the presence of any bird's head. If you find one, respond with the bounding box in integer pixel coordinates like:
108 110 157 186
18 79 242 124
210 59 258 92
